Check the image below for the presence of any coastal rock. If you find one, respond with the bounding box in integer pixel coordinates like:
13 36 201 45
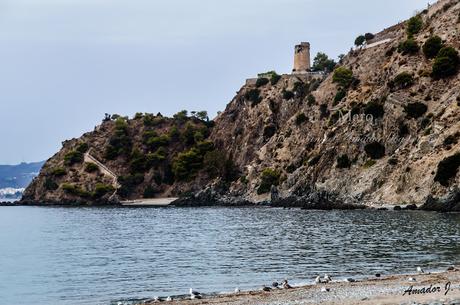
22 1 460 210
420 189 460 212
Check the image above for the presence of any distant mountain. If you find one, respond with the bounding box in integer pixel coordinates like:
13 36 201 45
0 161 45 189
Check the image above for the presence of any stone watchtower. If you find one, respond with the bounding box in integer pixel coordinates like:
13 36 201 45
292 42 311 74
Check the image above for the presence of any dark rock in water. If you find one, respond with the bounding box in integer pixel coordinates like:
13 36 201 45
420 189 460 212
270 188 366 210
377 207 388 211
403 204 418 210
393 206 402 211
447 266 456 271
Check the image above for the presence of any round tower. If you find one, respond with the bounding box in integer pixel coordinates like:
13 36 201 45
293 42 311 74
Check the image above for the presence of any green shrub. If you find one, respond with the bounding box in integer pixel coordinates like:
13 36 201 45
202 150 238 182
168 126 180 140
355 35 366 46
332 67 353 88
364 141 385 159
270 73 281 85
129 149 148 173
312 52 336 72
404 102 427 119
364 101 384 119
134 112 144 120
256 77 269 87
143 185 157 198
93 183 115 198
423 36 443 58
364 33 375 41
76 142 89 153
61 183 77 193
61 183 91 198
245 89 262 105
283 90 295 100
364 159 377 168
434 153 460 186
118 173 144 197
257 168 281 194
295 113 308 126
307 94 316 106
84 162 99 173
44 178 58 191
398 39 419 54
64 150 83 166
145 134 170 151
334 89 347 103
406 15 423 37
50 167 66 177
431 46 460 79
173 110 188 123
105 117 132 159
146 147 167 167
172 148 204 180
193 131 204 143
392 72 414 89
336 155 351 168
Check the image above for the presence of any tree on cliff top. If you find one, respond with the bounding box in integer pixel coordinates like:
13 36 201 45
312 52 336 73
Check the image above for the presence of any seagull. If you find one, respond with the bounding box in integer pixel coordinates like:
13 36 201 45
281 279 293 289
324 274 332 283
272 281 279 288
190 288 202 299
345 278 356 283
416 266 425 274
315 276 322 284
166 296 172 302
234 287 240 293
408 277 417 282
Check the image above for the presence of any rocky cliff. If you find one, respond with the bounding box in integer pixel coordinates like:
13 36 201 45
23 0 460 210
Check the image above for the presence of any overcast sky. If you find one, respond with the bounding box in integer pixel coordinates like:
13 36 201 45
0 0 432 164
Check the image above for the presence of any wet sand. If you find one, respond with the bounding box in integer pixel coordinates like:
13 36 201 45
145 268 460 305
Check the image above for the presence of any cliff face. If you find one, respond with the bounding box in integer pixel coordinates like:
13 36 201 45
24 0 460 209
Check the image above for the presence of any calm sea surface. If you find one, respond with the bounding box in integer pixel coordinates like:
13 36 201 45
1 206 459 305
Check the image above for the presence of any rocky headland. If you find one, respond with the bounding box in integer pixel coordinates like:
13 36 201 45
22 0 460 211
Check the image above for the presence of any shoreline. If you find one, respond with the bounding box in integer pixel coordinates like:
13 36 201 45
138 268 460 305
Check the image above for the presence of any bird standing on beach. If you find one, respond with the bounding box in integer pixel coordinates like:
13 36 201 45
324 274 332 283
190 288 202 299
315 276 322 284
166 296 172 302
234 287 240 293
416 266 425 274
281 279 292 289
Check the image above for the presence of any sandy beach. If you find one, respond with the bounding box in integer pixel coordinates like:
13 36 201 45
144 268 460 305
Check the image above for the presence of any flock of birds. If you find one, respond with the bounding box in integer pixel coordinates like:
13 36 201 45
143 266 429 303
